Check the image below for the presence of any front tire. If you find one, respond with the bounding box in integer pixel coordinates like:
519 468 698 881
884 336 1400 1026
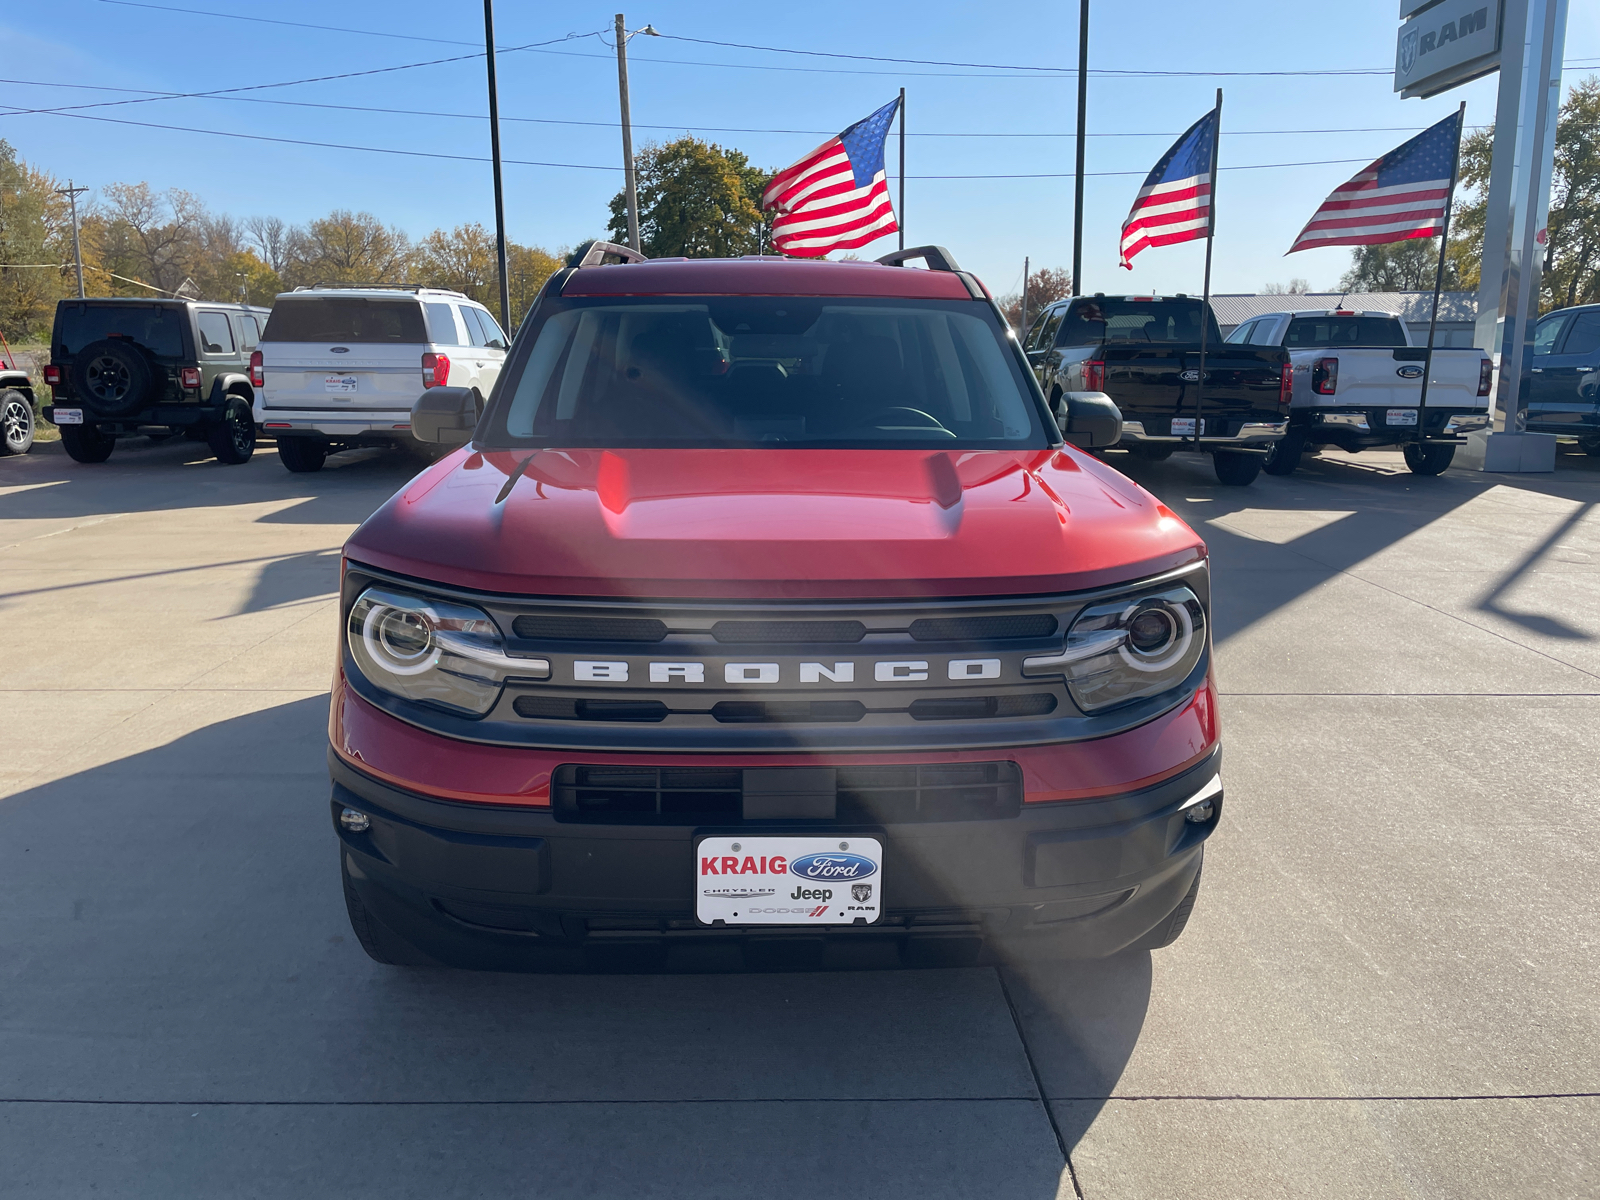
1403 442 1455 475
208 397 257 465
1130 856 1203 951
1213 449 1262 486
0 389 35 455
277 436 327 473
342 859 429 967
59 423 116 463
1262 432 1305 476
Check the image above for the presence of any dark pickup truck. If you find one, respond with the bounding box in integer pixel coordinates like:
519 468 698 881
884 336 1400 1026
1023 295 1292 485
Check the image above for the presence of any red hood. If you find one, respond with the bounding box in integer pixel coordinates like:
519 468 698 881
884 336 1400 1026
344 447 1205 599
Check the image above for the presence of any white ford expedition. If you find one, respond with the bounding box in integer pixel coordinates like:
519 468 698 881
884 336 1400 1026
1226 308 1492 476
254 286 508 472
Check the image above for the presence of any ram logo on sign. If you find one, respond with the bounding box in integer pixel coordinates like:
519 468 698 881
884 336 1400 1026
1395 0 1501 98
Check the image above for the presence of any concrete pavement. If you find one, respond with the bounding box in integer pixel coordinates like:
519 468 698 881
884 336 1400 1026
1 436 1596 1197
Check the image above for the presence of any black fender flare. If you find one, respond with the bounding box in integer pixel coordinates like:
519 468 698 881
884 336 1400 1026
0 370 34 404
207 373 254 406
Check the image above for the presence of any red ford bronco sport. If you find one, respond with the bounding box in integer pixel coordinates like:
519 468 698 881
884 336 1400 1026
330 245 1221 970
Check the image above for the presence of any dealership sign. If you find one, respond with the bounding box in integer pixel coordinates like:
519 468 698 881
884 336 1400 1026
1395 0 1502 98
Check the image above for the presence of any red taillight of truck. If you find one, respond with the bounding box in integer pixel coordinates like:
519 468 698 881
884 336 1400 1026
1280 363 1293 405
422 352 451 388
250 350 264 387
1311 357 1338 396
1478 358 1493 397
1085 360 1105 391
44 365 62 386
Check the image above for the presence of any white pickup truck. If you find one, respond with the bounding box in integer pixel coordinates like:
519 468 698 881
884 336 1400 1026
1224 308 1492 476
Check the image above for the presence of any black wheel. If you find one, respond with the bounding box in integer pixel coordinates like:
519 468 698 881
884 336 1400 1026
1131 856 1203 951
1127 443 1175 461
59 423 116 463
341 859 428 967
0 388 34 455
70 339 154 416
1402 442 1455 475
1261 432 1305 476
1213 449 1262 486
277 436 327 473
1579 435 1600 458
208 396 257 465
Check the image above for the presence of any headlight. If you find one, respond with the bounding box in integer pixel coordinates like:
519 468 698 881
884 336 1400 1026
346 586 549 716
1023 584 1205 714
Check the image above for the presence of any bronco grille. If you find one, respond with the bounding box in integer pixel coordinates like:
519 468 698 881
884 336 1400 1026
552 762 1023 825
909 614 1057 641
711 619 866 643
511 614 667 642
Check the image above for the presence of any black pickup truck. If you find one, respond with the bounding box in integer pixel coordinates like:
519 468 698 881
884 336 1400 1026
1022 295 1292 485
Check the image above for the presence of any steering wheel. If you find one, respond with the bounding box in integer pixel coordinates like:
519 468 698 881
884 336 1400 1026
847 407 956 436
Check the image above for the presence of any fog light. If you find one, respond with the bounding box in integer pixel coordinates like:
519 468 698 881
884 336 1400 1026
339 807 371 832
1185 799 1215 824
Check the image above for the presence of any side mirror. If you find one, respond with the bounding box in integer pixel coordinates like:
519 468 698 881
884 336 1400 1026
412 386 477 445
1057 391 1122 449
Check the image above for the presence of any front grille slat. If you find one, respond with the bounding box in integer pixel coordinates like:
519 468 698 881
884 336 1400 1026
512 614 667 642
712 619 867 644
909 614 1057 642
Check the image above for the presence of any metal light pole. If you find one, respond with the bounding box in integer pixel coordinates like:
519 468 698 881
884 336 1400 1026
1020 256 1030 335
898 87 906 250
56 179 88 298
614 16 659 252
1071 0 1088 295
483 0 511 332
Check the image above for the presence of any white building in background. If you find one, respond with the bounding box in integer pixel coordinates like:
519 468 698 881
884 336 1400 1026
1209 292 1479 348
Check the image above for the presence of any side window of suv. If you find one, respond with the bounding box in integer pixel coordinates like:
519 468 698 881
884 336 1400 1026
197 311 235 355
425 302 463 345
476 308 508 350
461 305 489 348
237 314 261 351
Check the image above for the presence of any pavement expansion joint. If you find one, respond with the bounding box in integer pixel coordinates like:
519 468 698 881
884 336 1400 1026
995 966 1085 1200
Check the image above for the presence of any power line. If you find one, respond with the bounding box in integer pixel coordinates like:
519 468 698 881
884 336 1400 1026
0 78 1490 141
95 0 485 46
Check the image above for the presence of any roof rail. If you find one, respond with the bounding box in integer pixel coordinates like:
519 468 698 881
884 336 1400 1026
292 283 467 297
875 245 962 273
576 241 649 267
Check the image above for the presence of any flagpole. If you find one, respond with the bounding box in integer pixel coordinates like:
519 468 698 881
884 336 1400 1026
1071 0 1088 295
898 88 906 250
1192 88 1222 447
1417 100 1466 448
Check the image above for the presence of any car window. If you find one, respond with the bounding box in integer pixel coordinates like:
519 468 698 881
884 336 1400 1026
1225 320 1256 345
1022 308 1051 351
424 302 462 345
54 304 186 359
238 315 261 351
1250 319 1281 345
1558 311 1600 357
261 297 428 344
1040 307 1066 349
460 306 489 348
1285 316 1406 347
197 311 236 355
495 296 1047 450
475 308 508 350
1060 299 1219 346
1533 314 1570 356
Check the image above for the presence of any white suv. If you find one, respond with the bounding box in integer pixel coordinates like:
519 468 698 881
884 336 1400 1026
253 286 508 472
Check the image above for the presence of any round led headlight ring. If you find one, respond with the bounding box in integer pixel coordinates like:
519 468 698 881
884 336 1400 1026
1117 599 1193 673
362 603 440 676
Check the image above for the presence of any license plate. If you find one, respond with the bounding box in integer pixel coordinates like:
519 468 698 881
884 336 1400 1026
52 408 83 425
696 836 883 926
1386 408 1418 426
324 375 358 393
1171 417 1203 436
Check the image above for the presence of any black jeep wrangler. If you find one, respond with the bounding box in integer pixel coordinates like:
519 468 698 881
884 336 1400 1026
42 298 271 465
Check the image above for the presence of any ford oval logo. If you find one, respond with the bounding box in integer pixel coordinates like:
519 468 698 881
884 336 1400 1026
330 346 350 354
1178 370 1208 383
1396 364 1424 379
789 852 877 881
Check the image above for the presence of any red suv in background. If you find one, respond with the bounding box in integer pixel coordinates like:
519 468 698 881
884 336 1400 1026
329 245 1221 971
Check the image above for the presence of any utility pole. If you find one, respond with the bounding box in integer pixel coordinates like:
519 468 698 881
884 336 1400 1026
1071 0 1088 295
57 180 88 299
616 13 641 252
483 0 511 333
1020 256 1030 335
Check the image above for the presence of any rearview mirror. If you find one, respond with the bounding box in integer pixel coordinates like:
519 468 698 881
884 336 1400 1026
1057 392 1122 449
412 387 477 445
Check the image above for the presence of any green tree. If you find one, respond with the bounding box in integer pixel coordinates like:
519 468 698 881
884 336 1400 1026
285 209 411 287
91 182 211 297
506 241 562 328
607 137 771 258
0 139 69 336
1337 239 1462 293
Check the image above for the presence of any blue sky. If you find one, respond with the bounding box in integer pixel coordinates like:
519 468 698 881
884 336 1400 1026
3 0 1598 297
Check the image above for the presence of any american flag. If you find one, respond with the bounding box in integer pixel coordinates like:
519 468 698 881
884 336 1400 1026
762 97 900 257
1119 106 1218 269
1288 110 1462 252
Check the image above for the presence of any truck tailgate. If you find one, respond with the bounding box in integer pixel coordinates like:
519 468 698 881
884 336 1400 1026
1104 344 1288 431
1290 347 1486 409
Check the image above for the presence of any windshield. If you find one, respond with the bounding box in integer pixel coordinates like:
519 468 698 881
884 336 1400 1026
54 303 186 359
487 296 1049 449
1285 317 1407 347
1057 299 1220 347
261 296 427 344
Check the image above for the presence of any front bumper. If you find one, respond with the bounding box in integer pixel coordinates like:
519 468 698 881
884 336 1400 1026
1119 418 1287 451
331 747 1220 972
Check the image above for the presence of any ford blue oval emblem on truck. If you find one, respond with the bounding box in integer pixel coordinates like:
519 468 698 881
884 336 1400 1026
1178 370 1209 383
1396 364 1424 379
330 346 350 353
790 852 877 881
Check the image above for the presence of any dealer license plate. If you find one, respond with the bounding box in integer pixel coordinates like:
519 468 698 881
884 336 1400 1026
1171 417 1203 436
324 375 358 393
52 408 83 424
696 836 883 926
1386 408 1418 426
